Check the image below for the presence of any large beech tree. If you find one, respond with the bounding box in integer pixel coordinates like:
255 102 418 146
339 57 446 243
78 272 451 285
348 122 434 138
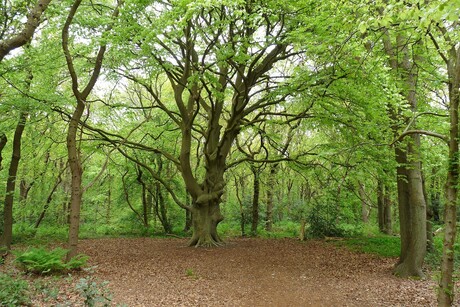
113 0 303 246
382 30 427 278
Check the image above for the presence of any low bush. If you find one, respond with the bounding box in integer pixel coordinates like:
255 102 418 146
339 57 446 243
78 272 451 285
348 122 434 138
76 276 112 307
14 247 88 274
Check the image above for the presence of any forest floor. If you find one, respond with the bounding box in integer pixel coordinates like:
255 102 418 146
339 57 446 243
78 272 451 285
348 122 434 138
3 237 457 306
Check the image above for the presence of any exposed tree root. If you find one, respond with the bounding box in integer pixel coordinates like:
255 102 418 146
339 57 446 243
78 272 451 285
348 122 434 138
188 236 225 248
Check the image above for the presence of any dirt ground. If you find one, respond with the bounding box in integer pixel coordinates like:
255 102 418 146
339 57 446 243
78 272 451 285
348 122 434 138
3 237 456 306
70 237 444 306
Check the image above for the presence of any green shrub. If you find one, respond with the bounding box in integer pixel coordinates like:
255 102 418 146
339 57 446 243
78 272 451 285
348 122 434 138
14 247 88 274
307 203 343 238
0 273 30 306
76 277 112 307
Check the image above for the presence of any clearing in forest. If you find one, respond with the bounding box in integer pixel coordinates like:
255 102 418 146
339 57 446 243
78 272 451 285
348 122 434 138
62 237 441 306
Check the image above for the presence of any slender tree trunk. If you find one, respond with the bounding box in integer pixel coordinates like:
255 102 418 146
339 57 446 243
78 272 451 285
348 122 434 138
65 102 85 261
250 166 260 236
19 180 32 204
266 164 277 231
62 0 119 260
234 174 246 236
106 173 112 225
383 185 392 235
0 133 7 171
359 183 369 223
1 112 28 250
377 180 385 232
422 172 434 253
438 46 459 307
136 167 149 228
155 182 171 233
35 166 64 228
430 172 441 223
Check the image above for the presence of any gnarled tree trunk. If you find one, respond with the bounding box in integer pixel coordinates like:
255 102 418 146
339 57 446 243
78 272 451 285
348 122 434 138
189 199 224 247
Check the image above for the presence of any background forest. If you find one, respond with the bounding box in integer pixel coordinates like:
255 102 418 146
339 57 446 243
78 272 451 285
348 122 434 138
0 0 460 305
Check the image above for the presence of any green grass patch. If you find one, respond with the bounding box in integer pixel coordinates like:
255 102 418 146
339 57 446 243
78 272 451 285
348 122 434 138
334 235 400 258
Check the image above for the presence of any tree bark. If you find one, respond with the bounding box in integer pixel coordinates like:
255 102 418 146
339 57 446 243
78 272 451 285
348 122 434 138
265 165 277 232
234 174 247 236
377 180 384 232
0 133 7 171
383 30 427 278
393 142 427 278
183 192 192 232
65 102 85 261
136 166 149 228
250 166 260 236
155 181 172 234
1 112 28 250
422 172 434 253
377 181 392 235
62 0 119 261
189 199 224 247
383 185 392 235
438 40 459 307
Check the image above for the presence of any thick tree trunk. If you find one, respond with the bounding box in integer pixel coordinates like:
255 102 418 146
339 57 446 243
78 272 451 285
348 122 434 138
393 141 426 278
1 112 27 250
189 200 224 247
184 193 192 233
382 30 426 278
